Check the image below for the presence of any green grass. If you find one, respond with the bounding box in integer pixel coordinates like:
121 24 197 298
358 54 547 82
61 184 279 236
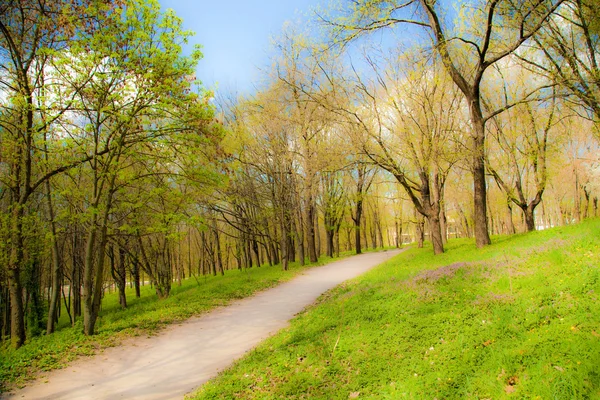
0 254 346 392
192 219 600 399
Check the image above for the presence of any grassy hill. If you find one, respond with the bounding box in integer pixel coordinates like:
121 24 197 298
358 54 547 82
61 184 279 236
193 219 600 399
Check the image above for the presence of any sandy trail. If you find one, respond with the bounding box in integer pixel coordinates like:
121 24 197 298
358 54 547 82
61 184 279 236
4 250 401 400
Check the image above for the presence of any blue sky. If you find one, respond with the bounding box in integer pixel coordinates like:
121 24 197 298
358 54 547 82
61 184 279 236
160 0 322 94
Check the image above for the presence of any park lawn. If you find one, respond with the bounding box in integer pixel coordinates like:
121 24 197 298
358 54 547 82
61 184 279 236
0 252 351 391
193 219 600 399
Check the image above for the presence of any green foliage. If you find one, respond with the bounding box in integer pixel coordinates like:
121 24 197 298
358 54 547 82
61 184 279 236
582 0 600 36
193 219 600 399
0 257 335 392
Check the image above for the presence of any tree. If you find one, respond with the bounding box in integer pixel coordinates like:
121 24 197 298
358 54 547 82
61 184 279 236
487 96 559 231
320 169 347 257
326 0 565 248
62 0 208 335
273 29 335 264
0 0 122 348
343 51 463 254
347 161 376 254
0 0 219 340
524 0 600 126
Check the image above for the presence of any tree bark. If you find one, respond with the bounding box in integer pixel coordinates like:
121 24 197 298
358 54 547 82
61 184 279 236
82 224 98 336
506 199 516 234
428 215 445 255
353 198 363 254
306 199 318 263
83 168 118 335
523 204 537 232
8 204 26 348
116 247 127 308
72 229 82 318
416 216 425 248
133 258 141 298
280 218 289 271
45 179 62 334
471 123 492 247
326 230 334 258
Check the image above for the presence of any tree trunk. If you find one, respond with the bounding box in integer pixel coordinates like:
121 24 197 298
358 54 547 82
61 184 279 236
315 217 321 256
335 227 341 257
280 220 288 271
523 205 536 232
506 200 516 234
25 257 44 338
83 176 118 335
457 206 471 238
583 187 590 219
296 224 305 267
427 214 445 255
287 234 295 263
377 216 384 248
439 201 447 245
8 205 26 348
7 267 25 348
370 213 377 249
133 259 141 298
82 224 98 336
354 199 363 254
46 180 62 334
398 223 403 248
117 247 127 308
244 237 252 268
574 170 581 222
252 239 261 268
1 285 10 338
326 230 334 258
269 238 279 266
471 110 492 247
306 200 318 263
416 215 425 248
71 230 81 321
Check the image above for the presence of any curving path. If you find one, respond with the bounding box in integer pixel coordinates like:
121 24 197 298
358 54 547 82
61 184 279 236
4 250 402 400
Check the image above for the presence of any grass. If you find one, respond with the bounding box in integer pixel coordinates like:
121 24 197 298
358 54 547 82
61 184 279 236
192 219 600 399
0 252 353 392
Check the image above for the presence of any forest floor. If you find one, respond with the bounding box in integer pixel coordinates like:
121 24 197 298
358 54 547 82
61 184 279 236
192 219 600 399
1 250 400 400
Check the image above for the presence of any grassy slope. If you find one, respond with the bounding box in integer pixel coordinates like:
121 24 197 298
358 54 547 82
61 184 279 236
0 254 346 391
194 219 600 399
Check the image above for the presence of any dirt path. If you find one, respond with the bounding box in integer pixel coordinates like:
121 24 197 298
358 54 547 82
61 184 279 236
4 250 401 400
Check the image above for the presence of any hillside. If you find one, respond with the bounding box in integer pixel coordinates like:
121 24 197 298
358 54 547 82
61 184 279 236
194 220 600 399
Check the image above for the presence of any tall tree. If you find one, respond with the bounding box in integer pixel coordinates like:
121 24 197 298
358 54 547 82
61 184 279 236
342 51 463 254
326 0 564 247
0 0 121 348
524 0 600 126
487 97 558 231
